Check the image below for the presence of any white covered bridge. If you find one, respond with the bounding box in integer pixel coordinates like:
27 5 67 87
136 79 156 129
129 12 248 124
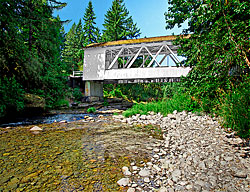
73 35 191 99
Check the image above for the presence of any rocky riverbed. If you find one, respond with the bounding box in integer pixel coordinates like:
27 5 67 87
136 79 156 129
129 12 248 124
113 111 250 192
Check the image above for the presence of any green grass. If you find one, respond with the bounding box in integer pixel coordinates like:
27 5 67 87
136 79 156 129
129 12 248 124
219 82 250 138
123 91 201 117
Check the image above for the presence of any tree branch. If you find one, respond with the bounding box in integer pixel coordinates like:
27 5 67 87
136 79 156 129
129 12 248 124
222 9 250 68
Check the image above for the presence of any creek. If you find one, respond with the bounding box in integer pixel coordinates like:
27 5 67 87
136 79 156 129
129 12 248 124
0 113 159 191
0 113 99 128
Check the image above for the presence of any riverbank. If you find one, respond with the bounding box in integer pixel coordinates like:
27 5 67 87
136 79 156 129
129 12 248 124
113 111 250 192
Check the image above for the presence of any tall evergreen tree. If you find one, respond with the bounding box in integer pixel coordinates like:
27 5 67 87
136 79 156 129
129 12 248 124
62 19 84 71
83 1 101 45
75 19 85 67
62 23 77 71
102 0 141 42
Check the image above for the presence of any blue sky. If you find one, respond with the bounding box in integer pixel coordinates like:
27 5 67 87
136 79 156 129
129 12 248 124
54 0 186 37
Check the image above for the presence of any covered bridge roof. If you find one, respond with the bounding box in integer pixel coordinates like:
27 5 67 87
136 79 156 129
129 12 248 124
85 34 190 49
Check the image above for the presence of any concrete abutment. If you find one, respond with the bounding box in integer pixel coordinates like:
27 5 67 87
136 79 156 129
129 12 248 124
84 81 103 102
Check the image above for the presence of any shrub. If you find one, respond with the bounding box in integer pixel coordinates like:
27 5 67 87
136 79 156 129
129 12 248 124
73 88 83 101
54 99 70 108
219 82 250 138
104 82 183 102
0 77 25 117
87 107 96 113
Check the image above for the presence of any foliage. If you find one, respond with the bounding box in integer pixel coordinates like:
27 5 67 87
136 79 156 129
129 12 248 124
0 77 25 118
62 1 100 70
23 93 45 108
87 107 96 113
73 88 83 101
103 98 109 106
62 21 84 71
53 99 70 108
123 87 201 117
165 0 250 137
83 1 101 45
165 0 250 100
104 85 126 99
102 0 141 41
0 0 69 115
104 83 182 102
219 79 250 138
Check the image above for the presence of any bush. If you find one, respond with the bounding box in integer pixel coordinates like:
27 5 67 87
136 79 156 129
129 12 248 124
219 82 250 138
87 107 96 113
0 77 25 117
54 99 70 108
104 82 183 102
73 88 83 101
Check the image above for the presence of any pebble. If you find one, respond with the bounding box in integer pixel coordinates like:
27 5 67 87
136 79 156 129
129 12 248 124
233 170 247 178
59 120 67 123
132 166 138 171
122 166 132 176
159 187 168 192
127 188 135 192
117 178 130 186
30 126 43 131
138 169 150 177
131 183 138 188
144 177 150 183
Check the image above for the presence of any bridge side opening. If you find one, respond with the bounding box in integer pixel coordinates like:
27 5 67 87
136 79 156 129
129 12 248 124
105 42 181 70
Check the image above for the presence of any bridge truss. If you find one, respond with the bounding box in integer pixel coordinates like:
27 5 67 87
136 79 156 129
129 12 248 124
82 35 191 83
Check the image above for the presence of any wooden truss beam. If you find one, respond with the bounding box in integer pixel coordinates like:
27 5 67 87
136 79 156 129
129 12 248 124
147 45 164 68
126 46 144 68
106 42 181 69
108 47 124 69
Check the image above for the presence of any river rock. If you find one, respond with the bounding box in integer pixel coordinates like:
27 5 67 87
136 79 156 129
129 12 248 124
127 188 135 192
132 166 138 171
59 120 67 123
138 169 150 177
144 177 150 183
117 178 130 186
122 166 132 176
233 170 247 178
122 166 129 172
172 169 181 178
30 126 43 131
158 187 168 192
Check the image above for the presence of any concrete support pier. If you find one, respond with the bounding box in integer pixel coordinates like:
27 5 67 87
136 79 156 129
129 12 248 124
85 81 103 102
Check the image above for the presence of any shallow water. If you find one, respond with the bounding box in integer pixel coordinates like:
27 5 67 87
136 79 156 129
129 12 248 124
0 113 98 128
0 119 158 191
